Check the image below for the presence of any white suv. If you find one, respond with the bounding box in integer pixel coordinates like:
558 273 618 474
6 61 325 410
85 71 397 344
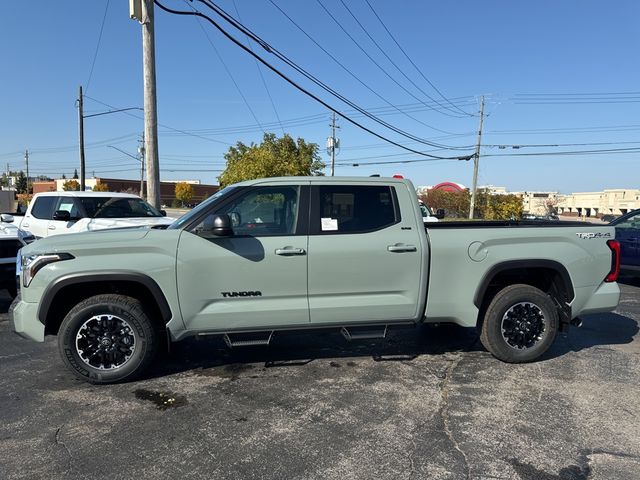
19 192 175 238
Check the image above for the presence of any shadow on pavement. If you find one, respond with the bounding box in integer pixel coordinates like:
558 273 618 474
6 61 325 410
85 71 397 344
147 324 482 380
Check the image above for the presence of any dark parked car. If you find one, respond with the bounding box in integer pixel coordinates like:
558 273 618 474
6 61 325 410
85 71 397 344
601 214 618 223
611 209 640 276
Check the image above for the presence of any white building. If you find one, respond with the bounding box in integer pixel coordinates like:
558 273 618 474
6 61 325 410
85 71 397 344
558 189 640 217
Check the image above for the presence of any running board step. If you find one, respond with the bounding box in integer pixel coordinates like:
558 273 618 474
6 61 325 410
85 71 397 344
341 326 388 342
223 331 274 348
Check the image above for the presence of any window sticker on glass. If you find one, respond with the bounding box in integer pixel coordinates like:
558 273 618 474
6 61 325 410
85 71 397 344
321 217 338 231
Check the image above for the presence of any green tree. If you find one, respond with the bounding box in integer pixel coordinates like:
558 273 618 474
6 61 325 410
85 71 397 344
175 182 194 207
219 133 325 186
478 190 523 220
73 169 79 179
92 182 109 192
15 171 27 194
63 179 80 191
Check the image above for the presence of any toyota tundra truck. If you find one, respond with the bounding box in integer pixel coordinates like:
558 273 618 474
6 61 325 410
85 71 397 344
10 176 621 384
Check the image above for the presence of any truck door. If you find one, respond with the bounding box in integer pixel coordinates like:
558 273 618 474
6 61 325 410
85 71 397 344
47 196 81 236
176 184 310 331
21 195 57 238
307 184 425 325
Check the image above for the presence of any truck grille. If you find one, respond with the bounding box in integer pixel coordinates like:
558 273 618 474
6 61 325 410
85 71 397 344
0 240 23 260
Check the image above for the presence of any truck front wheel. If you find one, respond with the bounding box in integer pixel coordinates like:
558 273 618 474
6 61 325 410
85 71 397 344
480 284 559 363
58 294 159 384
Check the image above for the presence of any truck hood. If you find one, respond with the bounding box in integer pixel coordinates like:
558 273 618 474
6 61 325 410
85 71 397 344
80 216 175 231
21 228 151 256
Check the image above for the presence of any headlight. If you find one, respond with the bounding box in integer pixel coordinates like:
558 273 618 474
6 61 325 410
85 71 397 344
22 253 74 287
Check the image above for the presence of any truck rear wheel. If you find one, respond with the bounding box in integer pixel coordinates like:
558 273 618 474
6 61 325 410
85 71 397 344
480 284 559 363
58 294 159 384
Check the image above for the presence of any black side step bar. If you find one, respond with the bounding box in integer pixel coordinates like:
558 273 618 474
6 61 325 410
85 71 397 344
341 325 388 341
223 331 274 348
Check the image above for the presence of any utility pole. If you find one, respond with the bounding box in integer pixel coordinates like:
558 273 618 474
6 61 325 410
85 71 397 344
141 0 160 209
24 150 30 195
138 132 145 198
78 86 86 191
469 96 485 219
327 112 340 176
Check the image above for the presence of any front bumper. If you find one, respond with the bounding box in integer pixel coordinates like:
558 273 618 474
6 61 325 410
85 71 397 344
9 293 44 342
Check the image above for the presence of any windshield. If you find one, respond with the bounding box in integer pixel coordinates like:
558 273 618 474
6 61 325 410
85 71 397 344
79 197 163 219
168 186 236 229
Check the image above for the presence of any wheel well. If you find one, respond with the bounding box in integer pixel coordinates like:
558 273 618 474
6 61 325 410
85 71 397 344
475 265 573 328
44 280 169 336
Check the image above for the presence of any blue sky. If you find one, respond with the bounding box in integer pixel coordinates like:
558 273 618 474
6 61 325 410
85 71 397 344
1 0 638 193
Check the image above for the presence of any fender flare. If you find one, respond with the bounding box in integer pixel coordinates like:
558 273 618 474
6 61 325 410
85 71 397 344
473 260 575 308
38 271 172 325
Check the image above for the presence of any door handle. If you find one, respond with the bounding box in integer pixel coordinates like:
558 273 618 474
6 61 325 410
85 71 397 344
22 223 29 228
387 244 417 253
48 225 56 230
275 247 306 256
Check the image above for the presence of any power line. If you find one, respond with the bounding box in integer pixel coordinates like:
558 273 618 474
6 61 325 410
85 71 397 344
337 0 468 118
189 5 266 134
85 0 111 94
362 0 472 117
83 94 233 145
339 146 640 168
192 0 465 149
155 0 473 160
231 0 285 135
266 0 470 139
314 0 463 125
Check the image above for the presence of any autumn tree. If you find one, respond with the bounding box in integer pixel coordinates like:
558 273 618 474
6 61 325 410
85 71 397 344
92 182 109 192
219 133 325 186
62 180 80 191
175 182 194 207
425 189 471 219
424 189 523 220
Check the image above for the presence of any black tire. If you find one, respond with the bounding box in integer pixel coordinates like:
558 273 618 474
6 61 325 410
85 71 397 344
480 284 559 363
58 294 160 384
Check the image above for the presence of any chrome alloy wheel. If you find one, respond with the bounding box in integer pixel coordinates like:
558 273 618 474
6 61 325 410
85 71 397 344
500 302 547 350
75 314 136 370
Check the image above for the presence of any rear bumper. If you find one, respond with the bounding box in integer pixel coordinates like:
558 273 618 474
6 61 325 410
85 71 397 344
575 282 621 316
9 293 44 342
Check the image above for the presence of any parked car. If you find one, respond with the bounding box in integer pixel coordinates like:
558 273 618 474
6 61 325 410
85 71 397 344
610 209 640 276
0 213 35 298
17 192 174 238
601 214 618 223
11 176 620 384
419 201 444 223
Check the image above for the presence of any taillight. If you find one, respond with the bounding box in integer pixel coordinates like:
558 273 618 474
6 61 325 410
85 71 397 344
605 239 621 282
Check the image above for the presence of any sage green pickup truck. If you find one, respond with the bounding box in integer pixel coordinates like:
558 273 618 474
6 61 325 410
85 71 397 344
11 176 621 384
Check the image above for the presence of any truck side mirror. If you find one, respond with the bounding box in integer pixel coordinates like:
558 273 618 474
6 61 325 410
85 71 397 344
0 213 14 223
160 210 167 217
53 210 71 222
212 214 234 236
435 209 445 220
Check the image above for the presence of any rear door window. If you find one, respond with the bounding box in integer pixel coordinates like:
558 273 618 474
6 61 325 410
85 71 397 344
312 185 399 234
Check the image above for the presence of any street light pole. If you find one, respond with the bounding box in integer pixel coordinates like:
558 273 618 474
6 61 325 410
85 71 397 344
78 86 86 191
469 96 485 219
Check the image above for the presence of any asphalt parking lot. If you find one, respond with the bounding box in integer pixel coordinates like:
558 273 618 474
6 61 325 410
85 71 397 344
1 280 639 480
